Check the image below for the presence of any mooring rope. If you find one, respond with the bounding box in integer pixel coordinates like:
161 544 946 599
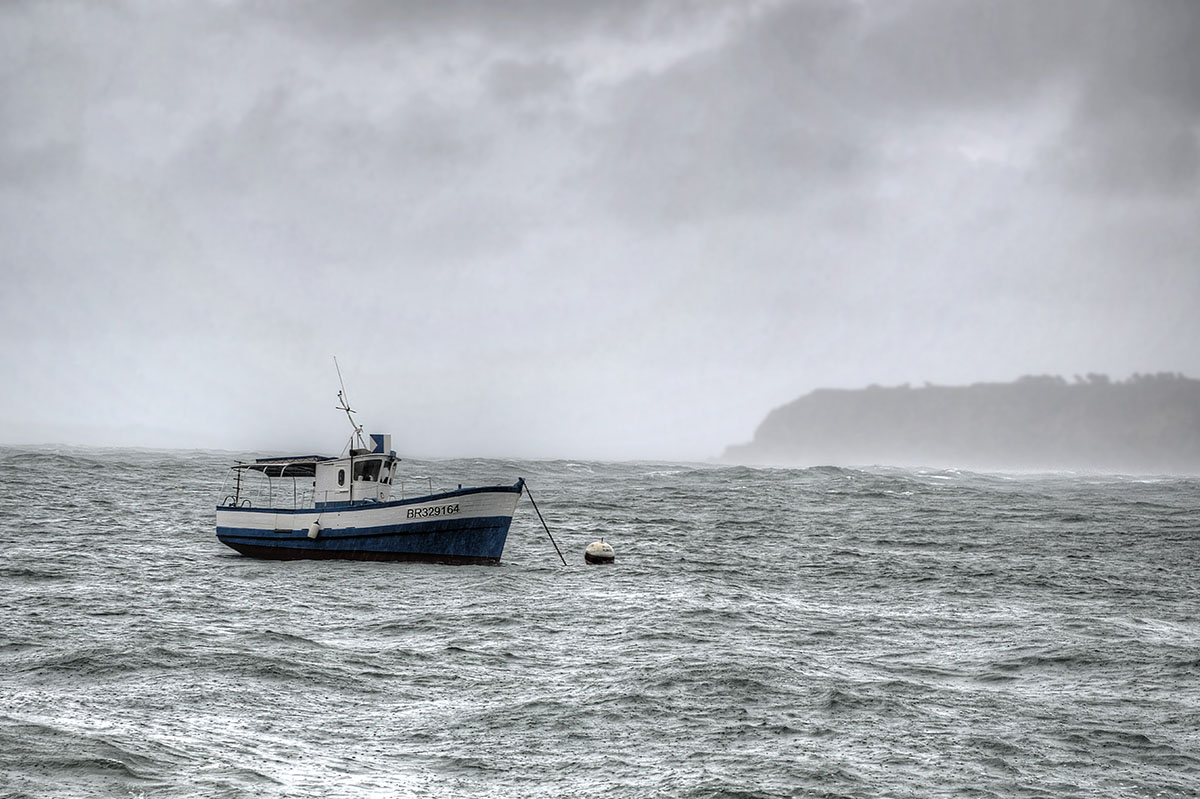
523 482 567 566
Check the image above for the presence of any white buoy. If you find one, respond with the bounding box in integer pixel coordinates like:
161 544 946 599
307 520 322 540
584 539 615 565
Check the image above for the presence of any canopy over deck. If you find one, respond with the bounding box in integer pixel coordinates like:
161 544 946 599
233 455 336 478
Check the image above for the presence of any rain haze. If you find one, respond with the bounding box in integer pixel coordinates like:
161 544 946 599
2 0 1197 461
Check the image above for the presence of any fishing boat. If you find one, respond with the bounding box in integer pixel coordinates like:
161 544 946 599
215 390 524 564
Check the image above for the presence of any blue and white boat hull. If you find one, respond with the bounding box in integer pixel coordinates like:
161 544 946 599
215 480 524 564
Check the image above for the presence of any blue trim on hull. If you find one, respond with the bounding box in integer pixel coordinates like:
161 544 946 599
216 515 514 562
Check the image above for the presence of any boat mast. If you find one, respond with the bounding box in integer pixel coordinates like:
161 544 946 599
334 356 367 453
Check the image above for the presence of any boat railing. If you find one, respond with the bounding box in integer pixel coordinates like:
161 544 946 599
220 468 461 508
219 468 315 510
397 476 434 500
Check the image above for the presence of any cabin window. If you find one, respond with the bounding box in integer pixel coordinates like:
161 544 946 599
338 469 345 486
353 459 381 482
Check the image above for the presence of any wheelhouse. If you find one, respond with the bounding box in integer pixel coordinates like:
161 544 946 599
313 449 399 508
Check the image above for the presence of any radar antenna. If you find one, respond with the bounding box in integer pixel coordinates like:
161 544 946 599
334 356 366 452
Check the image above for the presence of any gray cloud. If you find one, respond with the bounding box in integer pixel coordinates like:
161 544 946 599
588 0 1200 225
248 0 686 46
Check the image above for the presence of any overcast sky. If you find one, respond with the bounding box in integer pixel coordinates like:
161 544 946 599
1 0 1197 460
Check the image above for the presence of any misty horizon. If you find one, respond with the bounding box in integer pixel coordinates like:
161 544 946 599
4 371 1195 470
2 1 1197 462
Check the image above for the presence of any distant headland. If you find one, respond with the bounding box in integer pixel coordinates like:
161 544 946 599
724 373 1200 473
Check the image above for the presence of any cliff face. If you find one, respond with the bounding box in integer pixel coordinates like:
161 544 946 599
724 374 1200 473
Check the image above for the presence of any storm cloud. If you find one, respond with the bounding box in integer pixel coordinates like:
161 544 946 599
1 0 1197 460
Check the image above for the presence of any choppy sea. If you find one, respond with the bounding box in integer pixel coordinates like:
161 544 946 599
1 447 1198 798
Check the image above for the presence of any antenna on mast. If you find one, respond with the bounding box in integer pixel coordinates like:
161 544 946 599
334 356 366 452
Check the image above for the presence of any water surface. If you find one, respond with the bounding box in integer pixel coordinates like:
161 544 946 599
2 448 1198 797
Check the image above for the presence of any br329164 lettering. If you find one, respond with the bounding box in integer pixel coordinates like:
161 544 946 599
406 503 460 519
